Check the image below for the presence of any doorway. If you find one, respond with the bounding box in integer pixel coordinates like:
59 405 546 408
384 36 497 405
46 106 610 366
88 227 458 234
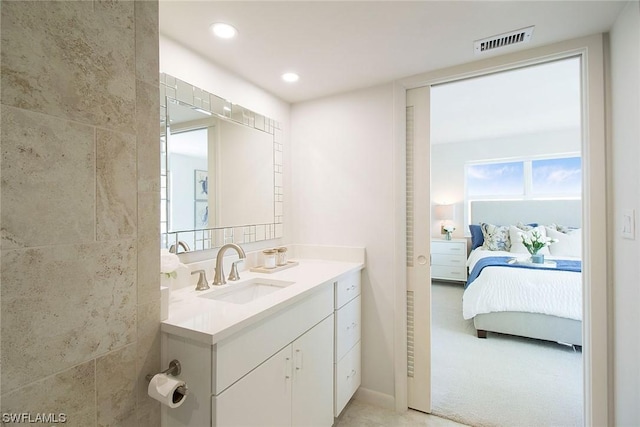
401 34 609 426
428 57 584 426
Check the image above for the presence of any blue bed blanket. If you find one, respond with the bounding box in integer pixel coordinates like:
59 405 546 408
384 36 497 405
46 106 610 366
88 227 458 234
465 256 582 290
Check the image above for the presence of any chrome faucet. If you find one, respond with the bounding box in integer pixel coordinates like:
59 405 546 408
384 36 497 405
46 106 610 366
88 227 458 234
169 240 190 254
213 243 246 286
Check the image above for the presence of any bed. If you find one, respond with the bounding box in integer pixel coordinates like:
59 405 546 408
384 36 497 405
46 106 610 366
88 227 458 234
462 200 583 346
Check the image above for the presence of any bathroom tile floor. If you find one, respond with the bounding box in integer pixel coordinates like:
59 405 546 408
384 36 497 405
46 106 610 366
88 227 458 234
334 400 469 427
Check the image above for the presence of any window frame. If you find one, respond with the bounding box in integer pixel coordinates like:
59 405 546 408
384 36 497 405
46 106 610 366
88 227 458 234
464 152 582 233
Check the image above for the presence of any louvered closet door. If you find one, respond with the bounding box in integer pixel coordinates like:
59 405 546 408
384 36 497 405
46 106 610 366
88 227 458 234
406 86 431 413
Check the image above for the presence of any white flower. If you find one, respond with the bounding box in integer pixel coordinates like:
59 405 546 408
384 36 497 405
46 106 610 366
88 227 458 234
519 230 558 255
161 249 181 278
443 225 456 233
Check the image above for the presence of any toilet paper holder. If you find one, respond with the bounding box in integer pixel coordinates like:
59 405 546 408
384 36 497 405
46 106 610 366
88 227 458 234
146 359 188 397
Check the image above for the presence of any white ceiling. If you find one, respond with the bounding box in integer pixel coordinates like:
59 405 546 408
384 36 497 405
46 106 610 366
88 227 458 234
431 56 581 144
159 1 626 104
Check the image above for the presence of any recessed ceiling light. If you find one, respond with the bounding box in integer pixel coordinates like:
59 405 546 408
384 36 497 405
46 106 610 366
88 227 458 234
281 72 299 83
210 22 238 39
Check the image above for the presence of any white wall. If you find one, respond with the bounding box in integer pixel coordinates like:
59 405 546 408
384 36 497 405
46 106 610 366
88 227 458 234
291 84 397 400
431 128 581 238
609 1 640 425
217 120 274 226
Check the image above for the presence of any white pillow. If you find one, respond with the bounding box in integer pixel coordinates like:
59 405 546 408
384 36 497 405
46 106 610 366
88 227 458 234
509 225 551 255
545 227 582 257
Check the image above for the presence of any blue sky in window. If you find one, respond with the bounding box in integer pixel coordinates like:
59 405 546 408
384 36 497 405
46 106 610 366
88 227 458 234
532 157 582 194
467 162 524 196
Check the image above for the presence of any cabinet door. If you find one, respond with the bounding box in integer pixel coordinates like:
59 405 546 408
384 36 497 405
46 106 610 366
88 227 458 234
292 315 334 427
213 345 292 427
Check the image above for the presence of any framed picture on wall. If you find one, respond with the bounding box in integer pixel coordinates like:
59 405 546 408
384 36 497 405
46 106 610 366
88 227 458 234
195 169 208 201
195 200 209 228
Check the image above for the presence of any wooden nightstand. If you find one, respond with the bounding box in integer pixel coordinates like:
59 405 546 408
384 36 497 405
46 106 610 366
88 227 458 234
431 238 467 282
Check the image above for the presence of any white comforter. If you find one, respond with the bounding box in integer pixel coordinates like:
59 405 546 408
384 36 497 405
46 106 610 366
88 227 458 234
462 249 582 321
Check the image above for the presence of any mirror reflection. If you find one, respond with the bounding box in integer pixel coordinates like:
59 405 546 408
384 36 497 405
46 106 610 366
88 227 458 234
159 74 283 253
166 98 275 235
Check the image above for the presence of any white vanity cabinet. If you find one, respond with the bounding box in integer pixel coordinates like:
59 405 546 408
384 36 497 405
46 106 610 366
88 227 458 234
333 270 362 416
162 280 336 427
214 315 334 427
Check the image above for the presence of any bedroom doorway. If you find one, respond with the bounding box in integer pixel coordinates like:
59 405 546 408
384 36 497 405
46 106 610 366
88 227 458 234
404 36 609 426
429 57 584 427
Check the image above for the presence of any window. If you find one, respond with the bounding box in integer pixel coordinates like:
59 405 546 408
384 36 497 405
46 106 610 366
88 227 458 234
467 161 524 197
466 155 581 200
531 157 582 196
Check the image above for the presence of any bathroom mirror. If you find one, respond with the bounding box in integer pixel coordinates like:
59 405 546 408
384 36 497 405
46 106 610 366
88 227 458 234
160 73 283 252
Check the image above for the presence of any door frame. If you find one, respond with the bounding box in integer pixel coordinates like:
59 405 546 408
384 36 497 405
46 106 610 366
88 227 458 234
393 33 610 425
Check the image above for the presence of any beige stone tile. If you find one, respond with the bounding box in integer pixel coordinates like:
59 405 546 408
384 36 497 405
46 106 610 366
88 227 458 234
0 360 96 427
96 128 137 241
96 344 137 427
137 79 161 193
1 1 135 132
136 300 161 416
137 192 161 304
1 240 137 391
135 1 159 86
0 105 95 249
136 399 161 427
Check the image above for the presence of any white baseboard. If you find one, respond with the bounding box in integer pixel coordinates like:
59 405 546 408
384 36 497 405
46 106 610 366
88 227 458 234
353 387 396 411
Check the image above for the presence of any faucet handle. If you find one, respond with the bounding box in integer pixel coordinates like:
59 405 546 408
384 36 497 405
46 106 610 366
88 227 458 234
228 260 244 282
191 269 210 291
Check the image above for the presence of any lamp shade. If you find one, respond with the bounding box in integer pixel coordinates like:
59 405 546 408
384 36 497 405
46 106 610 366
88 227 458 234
435 204 454 221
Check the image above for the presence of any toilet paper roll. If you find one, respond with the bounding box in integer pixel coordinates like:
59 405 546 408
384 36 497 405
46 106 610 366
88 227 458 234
147 373 188 408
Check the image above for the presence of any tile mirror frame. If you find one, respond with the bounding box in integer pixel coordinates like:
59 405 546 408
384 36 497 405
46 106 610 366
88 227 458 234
160 73 283 252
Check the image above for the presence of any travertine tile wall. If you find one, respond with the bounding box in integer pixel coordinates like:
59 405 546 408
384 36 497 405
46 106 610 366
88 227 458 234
1 1 160 426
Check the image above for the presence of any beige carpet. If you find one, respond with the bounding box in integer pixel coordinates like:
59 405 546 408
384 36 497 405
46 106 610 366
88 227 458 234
431 281 583 427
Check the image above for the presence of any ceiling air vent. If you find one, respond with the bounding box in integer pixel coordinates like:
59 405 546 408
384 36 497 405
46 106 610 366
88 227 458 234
474 26 534 55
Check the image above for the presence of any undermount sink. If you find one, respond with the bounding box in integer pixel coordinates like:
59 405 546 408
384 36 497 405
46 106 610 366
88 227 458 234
198 278 295 305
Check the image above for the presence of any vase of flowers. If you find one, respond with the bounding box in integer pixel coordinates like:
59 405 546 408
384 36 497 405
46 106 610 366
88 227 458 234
519 230 557 264
443 225 455 240
530 253 545 264
161 249 183 288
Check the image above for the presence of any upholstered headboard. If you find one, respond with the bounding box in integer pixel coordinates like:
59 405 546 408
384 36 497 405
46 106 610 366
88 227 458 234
469 200 582 228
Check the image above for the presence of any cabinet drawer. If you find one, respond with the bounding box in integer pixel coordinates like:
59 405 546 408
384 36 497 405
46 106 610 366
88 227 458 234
431 265 467 281
334 341 361 417
431 253 466 267
335 270 361 309
215 282 333 394
335 295 361 361
431 240 466 255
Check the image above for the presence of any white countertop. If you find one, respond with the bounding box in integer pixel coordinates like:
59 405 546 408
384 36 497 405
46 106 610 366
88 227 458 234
161 259 364 345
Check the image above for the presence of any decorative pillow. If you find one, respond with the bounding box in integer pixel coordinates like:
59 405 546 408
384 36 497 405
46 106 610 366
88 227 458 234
509 225 551 255
549 223 577 233
545 227 582 257
516 222 538 230
480 222 511 251
469 224 484 250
